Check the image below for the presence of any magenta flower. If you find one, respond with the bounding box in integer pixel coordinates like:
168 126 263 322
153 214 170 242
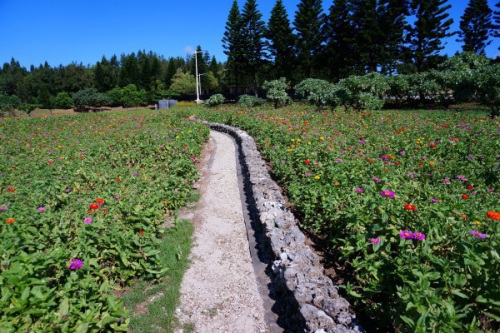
37 206 46 213
413 231 426 241
470 230 487 239
370 238 380 245
372 177 381 183
456 175 468 181
430 198 440 203
443 178 451 183
399 151 405 156
69 259 83 270
355 187 364 194
0 205 7 212
84 217 93 224
380 190 395 198
400 230 414 239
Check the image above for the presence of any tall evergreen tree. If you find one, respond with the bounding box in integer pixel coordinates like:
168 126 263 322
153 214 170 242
266 0 296 81
240 0 266 95
222 0 245 94
293 0 325 79
405 0 455 72
119 53 139 87
457 0 494 54
323 0 355 80
493 1 500 50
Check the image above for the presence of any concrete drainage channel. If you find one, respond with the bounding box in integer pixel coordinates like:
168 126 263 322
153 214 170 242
206 122 363 333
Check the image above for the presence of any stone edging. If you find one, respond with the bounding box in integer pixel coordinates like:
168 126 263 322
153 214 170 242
206 122 363 333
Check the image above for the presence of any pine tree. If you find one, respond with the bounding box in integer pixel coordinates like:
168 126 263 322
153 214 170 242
493 1 500 50
222 0 245 95
457 0 494 54
240 0 266 95
405 0 455 72
266 0 296 81
323 0 355 80
293 0 325 79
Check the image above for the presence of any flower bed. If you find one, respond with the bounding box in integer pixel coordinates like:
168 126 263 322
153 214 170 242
0 110 209 331
189 105 499 332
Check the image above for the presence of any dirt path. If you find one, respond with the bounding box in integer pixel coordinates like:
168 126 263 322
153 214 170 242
174 131 269 333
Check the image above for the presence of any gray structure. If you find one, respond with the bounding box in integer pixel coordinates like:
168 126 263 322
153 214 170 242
158 99 178 110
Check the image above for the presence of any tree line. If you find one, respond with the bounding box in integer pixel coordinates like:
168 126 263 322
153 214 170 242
0 48 223 114
223 0 500 94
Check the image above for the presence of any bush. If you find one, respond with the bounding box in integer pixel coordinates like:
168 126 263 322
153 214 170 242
238 94 267 109
54 92 73 109
72 88 111 112
294 78 336 110
336 73 388 111
263 77 292 109
17 103 37 116
205 94 225 108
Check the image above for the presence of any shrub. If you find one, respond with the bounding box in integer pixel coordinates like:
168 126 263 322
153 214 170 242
263 77 292 109
238 94 267 109
17 103 37 116
336 73 388 111
72 88 111 112
205 94 225 108
54 92 73 109
294 78 336 110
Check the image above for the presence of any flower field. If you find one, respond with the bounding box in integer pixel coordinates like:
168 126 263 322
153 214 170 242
0 110 209 331
190 105 499 332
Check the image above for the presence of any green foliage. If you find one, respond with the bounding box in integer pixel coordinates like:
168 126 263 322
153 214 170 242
238 94 266 109
189 104 500 332
0 110 210 331
336 72 388 111
37 85 53 110
471 63 500 116
72 88 111 112
54 92 73 109
0 94 21 113
263 77 292 109
294 78 336 110
17 103 37 116
169 71 196 98
457 0 494 55
205 94 225 108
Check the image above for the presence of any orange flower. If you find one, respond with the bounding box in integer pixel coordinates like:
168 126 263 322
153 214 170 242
139 230 144 235
89 203 99 210
115 178 121 182
404 204 416 211
7 188 15 193
486 211 500 220
333 180 339 185
95 198 105 205
6 218 15 224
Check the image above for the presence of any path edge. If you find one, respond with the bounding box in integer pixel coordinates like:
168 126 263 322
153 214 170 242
206 122 364 333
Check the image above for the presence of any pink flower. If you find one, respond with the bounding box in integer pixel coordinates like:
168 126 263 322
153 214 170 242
84 217 93 224
370 238 380 244
37 206 46 213
69 259 83 270
380 190 395 198
470 230 487 239
400 230 414 239
354 188 364 194
413 231 426 241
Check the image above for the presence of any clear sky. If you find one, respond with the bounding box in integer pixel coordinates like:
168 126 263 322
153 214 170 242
0 0 498 68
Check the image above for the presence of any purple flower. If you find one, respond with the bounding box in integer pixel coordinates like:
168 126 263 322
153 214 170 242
69 259 83 270
408 172 415 179
304 171 312 176
399 151 405 156
380 190 395 198
430 198 440 203
488 188 494 193
370 238 380 244
132 171 138 176
381 154 390 160
336 158 344 163
37 206 46 213
355 187 364 194
0 205 8 212
84 217 93 224
400 230 414 239
358 140 366 145
470 230 487 239
413 231 426 241
456 175 468 181
114 195 120 199
443 178 451 183
372 177 381 183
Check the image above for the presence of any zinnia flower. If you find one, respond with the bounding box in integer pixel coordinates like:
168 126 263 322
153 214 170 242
84 217 93 224
400 230 414 239
89 203 99 210
69 259 83 270
304 159 311 165
430 198 440 203
462 194 469 199
404 204 416 211
370 238 380 244
486 211 500 220
139 230 144 235
470 230 487 239
95 198 105 206
413 231 426 241
115 177 121 182
355 188 364 194
380 190 395 198
443 178 450 183
37 206 46 213
456 175 468 181
6 218 15 224
372 177 381 183
0 205 7 212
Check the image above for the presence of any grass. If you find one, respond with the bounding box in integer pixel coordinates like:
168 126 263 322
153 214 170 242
122 218 194 333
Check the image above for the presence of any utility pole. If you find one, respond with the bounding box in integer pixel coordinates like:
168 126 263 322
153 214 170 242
193 50 202 104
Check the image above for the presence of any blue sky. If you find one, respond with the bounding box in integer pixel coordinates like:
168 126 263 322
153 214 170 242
0 0 498 68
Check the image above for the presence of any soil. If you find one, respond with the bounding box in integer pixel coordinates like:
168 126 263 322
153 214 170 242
174 131 270 333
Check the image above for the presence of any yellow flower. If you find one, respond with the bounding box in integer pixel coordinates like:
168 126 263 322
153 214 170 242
314 175 320 180
474 221 482 226
287 149 293 153
429 161 435 166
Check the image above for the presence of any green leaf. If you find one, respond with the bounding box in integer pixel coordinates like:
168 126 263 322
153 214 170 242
75 323 89 333
400 315 415 327
59 298 70 316
451 289 469 299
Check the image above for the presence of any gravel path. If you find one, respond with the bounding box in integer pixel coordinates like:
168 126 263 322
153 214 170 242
174 131 270 333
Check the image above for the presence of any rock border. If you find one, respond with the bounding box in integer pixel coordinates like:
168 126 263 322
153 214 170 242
206 122 363 333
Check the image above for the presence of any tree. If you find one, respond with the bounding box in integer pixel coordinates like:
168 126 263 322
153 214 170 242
458 0 494 54
240 0 267 95
266 0 296 81
72 88 111 112
493 1 500 50
222 0 245 94
405 0 455 72
38 85 53 111
54 92 73 109
323 0 355 80
293 0 325 79
169 70 196 97
119 53 139 87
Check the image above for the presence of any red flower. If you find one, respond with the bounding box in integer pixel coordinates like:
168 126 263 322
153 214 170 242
462 194 469 199
7 188 15 193
115 178 121 182
6 218 15 224
486 211 500 220
139 230 144 235
95 198 105 205
430 144 437 148
466 185 474 190
89 203 99 210
304 159 311 165
404 204 416 211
